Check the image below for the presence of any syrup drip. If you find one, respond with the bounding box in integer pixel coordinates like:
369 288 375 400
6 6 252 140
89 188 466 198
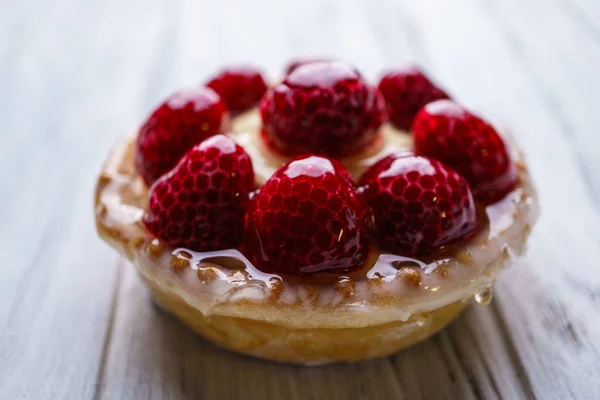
474 286 493 306
173 248 282 288
366 254 424 282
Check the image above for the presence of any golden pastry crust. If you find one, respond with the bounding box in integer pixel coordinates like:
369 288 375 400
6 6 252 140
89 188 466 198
148 278 469 364
95 111 538 364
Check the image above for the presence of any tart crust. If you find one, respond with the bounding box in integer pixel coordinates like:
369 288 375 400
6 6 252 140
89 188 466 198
148 278 468 364
95 110 538 364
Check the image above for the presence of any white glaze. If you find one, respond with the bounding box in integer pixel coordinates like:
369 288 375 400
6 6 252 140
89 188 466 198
96 109 538 329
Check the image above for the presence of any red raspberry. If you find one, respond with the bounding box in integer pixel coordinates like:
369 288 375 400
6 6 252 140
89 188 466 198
134 87 230 185
245 155 371 275
206 66 268 115
144 135 254 251
359 153 477 255
284 57 331 75
260 61 386 157
412 100 517 203
378 66 450 131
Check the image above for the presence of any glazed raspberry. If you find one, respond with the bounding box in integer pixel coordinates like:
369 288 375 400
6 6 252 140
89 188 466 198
284 57 330 75
206 66 268 115
378 66 450 131
135 87 230 185
412 100 517 203
359 153 476 255
144 135 254 251
260 61 386 157
245 155 371 275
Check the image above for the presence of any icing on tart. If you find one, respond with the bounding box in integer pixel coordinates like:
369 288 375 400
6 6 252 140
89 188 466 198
95 61 537 364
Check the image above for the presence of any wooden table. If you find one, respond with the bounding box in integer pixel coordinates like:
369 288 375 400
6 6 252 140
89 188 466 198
2 0 600 398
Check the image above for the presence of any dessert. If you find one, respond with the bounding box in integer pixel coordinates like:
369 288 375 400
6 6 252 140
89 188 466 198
95 60 538 365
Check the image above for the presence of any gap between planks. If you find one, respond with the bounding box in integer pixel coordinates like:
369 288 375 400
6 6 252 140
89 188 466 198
93 258 125 400
487 300 537 400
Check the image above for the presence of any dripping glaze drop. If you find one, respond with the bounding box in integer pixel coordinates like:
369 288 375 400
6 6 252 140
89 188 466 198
474 286 493 306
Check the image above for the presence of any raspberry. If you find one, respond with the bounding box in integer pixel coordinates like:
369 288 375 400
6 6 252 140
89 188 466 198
134 87 230 185
245 155 371 275
144 135 254 251
359 153 477 255
206 66 268 115
284 57 331 75
260 61 386 157
412 100 517 203
378 66 450 131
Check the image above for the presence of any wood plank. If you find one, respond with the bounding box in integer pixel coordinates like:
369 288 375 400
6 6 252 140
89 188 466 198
0 2 117 398
562 0 600 42
486 0 600 200
0 0 175 397
4 0 599 398
381 1 600 398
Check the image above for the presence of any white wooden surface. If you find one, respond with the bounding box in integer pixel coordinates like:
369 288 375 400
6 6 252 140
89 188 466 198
1 0 599 399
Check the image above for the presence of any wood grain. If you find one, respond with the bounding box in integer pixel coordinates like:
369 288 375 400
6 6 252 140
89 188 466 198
1 0 599 398
390 1 600 399
0 1 124 398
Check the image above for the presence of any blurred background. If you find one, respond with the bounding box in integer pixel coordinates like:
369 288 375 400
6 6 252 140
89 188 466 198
1 1 599 399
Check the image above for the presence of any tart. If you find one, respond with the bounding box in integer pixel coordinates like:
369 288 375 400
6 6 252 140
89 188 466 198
95 62 538 365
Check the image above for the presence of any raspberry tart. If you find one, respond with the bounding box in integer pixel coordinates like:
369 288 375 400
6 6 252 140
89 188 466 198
95 61 538 364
